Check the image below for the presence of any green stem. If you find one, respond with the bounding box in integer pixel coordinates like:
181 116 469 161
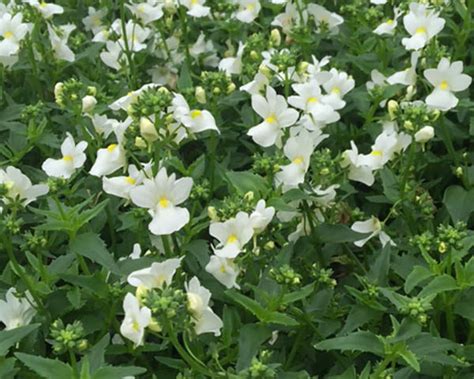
119 0 137 88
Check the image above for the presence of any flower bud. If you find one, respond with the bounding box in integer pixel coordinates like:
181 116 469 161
195 86 206 104
135 136 147 148
81 95 97 113
87 86 97 96
187 293 203 314
387 100 399 120
270 29 281 47
207 206 219 222
148 318 162 332
414 126 434 143
264 241 275 250
406 85 416 100
140 117 159 142
259 64 271 78
403 120 414 131
297 61 309 75
227 82 236 94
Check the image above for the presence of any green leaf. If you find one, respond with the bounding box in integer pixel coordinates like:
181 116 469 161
0 357 18 379
236 324 272 371
70 233 121 275
443 185 474 223
91 366 146 379
367 244 391 286
404 266 433 294
0 324 40 356
225 290 299 326
379 167 400 203
418 275 459 298
314 331 384 356
314 224 370 244
177 62 193 90
84 334 109 372
226 171 268 195
281 283 315 305
15 353 73 379
398 347 420 372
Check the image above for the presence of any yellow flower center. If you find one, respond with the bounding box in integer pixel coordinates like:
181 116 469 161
125 176 136 185
371 150 383 156
220 264 227 273
439 80 449 90
132 320 140 332
39 1 47 8
159 196 170 208
415 26 427 34
4 181 14 190
63 155 73 162
190 110 202 119
265 114 276 124
107 144 117 152
331 87 341 95
386 19 394 25
246 3 255 10
191 0 198 4
227 234 238 244
4 31 13 39
307 97 318 103
292 156 304 164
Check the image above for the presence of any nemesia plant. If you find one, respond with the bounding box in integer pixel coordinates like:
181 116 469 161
0 0 473 378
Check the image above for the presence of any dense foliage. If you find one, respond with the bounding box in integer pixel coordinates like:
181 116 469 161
0 0 473 378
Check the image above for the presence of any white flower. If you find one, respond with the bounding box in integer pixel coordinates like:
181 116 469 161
25 0 63 18
248 86 299 147
235 0 261 23
322 69 354 109
307 4 343 33
0 288 36 330
91 114 120 138
100 41 123 70
42 133 87 179
423 58 472 111
358 130 411 171
415 126 435 143
119 21 150 52
110 83 159 111
89 143 126 177
371 0 387 4
366 69 387 91
130 168 193 235
218 43 244 75
102 165 146 200
82 7 107 33
401 3 445 51
128 258 182 290
126 1 164 24
205 256 240 289
341 141 376 186
250 199 275 233
47 24 75 62
0 166 49 205
210 212 254 258
190 33 218 67
275 130 323 190
186 277 223 336
180 0 210 17
0 13 31 57
374 8 401 35
172 94 219 134
120 293 151 347
271 2 307 35
351 217 394 247
240 73 269 95
387 51 420 86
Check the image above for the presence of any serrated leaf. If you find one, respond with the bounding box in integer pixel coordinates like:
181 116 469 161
70 233 121 275
226 171 268 195
314 331 384 356
0 324 40 356
15 353 73 379
91 366 146 379
404 266 433 294
314 224 370 244
418 275 459 298
236 324 272 371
